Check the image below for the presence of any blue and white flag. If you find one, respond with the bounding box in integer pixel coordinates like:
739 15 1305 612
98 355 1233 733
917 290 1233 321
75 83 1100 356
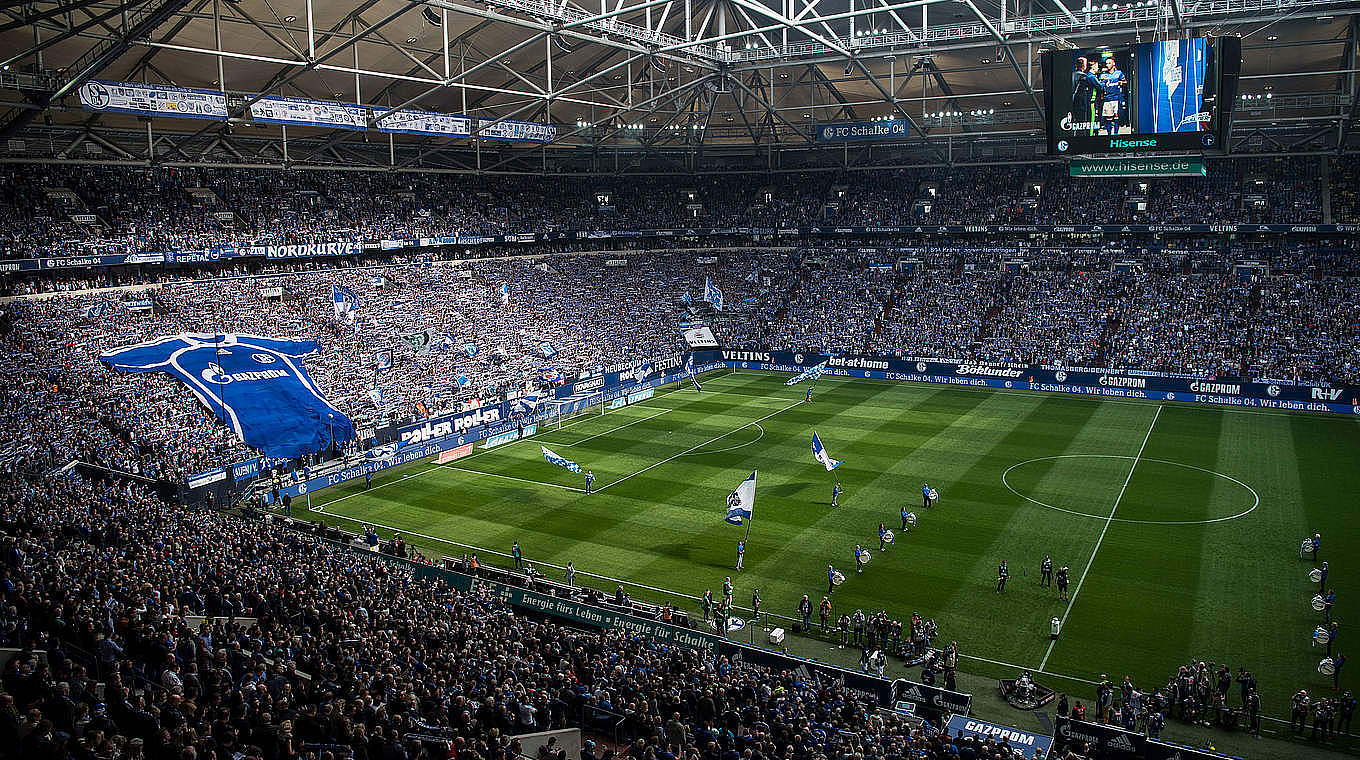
367 442 398 462
540 341 557 359
784 360 828 386
680 291 693 304
517 391 541 413
332 284 360 322
463 343 479 358
100 333 356 459
704 277 724 311
457 374 470 388
811 432 843 471
367 387 384 408
745 261 760 283
82 303 106 318
375 351 392 371
686 354 702 392
725 471 758 525
542 446 581 473
500 283 510 305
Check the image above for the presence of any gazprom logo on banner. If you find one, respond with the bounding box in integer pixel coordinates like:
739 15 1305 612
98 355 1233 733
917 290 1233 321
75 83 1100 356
200 363 289 385
1098 375 1146 388
1189 381 1241 395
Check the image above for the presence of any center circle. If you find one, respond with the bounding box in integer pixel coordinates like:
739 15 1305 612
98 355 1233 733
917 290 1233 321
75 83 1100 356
1001 454 1259 526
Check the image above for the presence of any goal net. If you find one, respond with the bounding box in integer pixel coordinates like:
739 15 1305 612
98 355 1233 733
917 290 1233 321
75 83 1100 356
546 392 604 429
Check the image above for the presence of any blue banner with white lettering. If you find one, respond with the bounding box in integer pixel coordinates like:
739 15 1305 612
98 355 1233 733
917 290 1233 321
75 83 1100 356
100 333 356 458
816 119 910 142
945 716 1052 760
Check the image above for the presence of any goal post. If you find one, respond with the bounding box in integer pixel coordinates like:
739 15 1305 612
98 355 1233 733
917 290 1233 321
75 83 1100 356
547 391 604 429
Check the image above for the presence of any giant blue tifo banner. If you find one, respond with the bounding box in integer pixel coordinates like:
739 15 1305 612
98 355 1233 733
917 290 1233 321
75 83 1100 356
100 333 356 459
944 716 1051 760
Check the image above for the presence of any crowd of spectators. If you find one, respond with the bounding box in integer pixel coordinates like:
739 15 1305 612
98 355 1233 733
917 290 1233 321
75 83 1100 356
1 239 1357 482
0 156 1347 260
0 470 1049 760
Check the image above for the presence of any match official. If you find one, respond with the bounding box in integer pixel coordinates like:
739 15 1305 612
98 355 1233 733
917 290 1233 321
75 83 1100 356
996 560 1009 593
1041 554 1054 587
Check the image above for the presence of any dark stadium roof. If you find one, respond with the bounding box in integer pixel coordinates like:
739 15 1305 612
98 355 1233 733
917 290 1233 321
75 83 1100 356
1 0 1358 172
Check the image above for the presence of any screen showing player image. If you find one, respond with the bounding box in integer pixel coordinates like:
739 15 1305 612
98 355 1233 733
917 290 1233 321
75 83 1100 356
1062 49 1133 138
1047 37 1222 155
1136 38 1209 133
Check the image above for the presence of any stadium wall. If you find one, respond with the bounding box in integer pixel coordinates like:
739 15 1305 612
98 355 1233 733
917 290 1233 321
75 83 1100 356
714 350 1360 415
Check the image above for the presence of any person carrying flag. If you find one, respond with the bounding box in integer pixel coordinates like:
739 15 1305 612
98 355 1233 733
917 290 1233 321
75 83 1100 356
828 564 837 594
736 540 746 571
996 560 1009 593
585 470 595 494
832 481 843 507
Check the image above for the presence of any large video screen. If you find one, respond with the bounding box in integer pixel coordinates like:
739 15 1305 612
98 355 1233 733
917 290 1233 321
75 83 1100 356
1046 38 1226 155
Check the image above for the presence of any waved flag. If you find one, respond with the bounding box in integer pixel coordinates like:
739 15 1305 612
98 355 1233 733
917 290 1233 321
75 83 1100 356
542 446 581 473
725 471 758 525
686 354 702 392
680 291 693 305
375 351 392 371
457 374 470 388
811 432 843 471
82 303 106 318
332 284 360 322
463 343 478 358
784 360 828 386
500 283 511 305
704 277 724 311
540 341 557 359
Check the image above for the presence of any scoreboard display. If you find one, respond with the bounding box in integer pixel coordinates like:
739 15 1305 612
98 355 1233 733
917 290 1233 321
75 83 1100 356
1044 37 1240 156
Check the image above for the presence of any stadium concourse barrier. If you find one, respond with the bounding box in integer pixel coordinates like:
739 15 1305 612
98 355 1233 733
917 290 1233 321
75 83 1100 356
1052 716 1240 760
9 223 1360 273
712 349 1360 415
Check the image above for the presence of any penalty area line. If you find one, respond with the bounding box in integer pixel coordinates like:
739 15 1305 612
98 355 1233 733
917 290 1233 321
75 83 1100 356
1038 404 1163 672
594 397 805 493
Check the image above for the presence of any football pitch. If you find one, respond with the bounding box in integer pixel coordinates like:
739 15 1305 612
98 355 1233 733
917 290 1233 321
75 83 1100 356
301 370 1358 717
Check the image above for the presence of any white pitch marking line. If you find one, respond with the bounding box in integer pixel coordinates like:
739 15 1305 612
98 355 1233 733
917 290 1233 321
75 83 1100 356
437 465 586 492
594 398 804 493
563 408 673 446
1039 404 1163 672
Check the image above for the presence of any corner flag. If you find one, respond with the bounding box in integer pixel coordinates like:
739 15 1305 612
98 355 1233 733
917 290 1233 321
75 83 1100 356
811 432 843 471
725 471 757 525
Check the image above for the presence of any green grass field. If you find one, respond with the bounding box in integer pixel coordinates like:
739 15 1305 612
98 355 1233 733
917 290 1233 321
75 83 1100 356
300 370 1359 721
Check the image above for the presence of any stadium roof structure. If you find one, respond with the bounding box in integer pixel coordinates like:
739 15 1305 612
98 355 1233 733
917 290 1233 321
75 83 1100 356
1 0 1358 173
